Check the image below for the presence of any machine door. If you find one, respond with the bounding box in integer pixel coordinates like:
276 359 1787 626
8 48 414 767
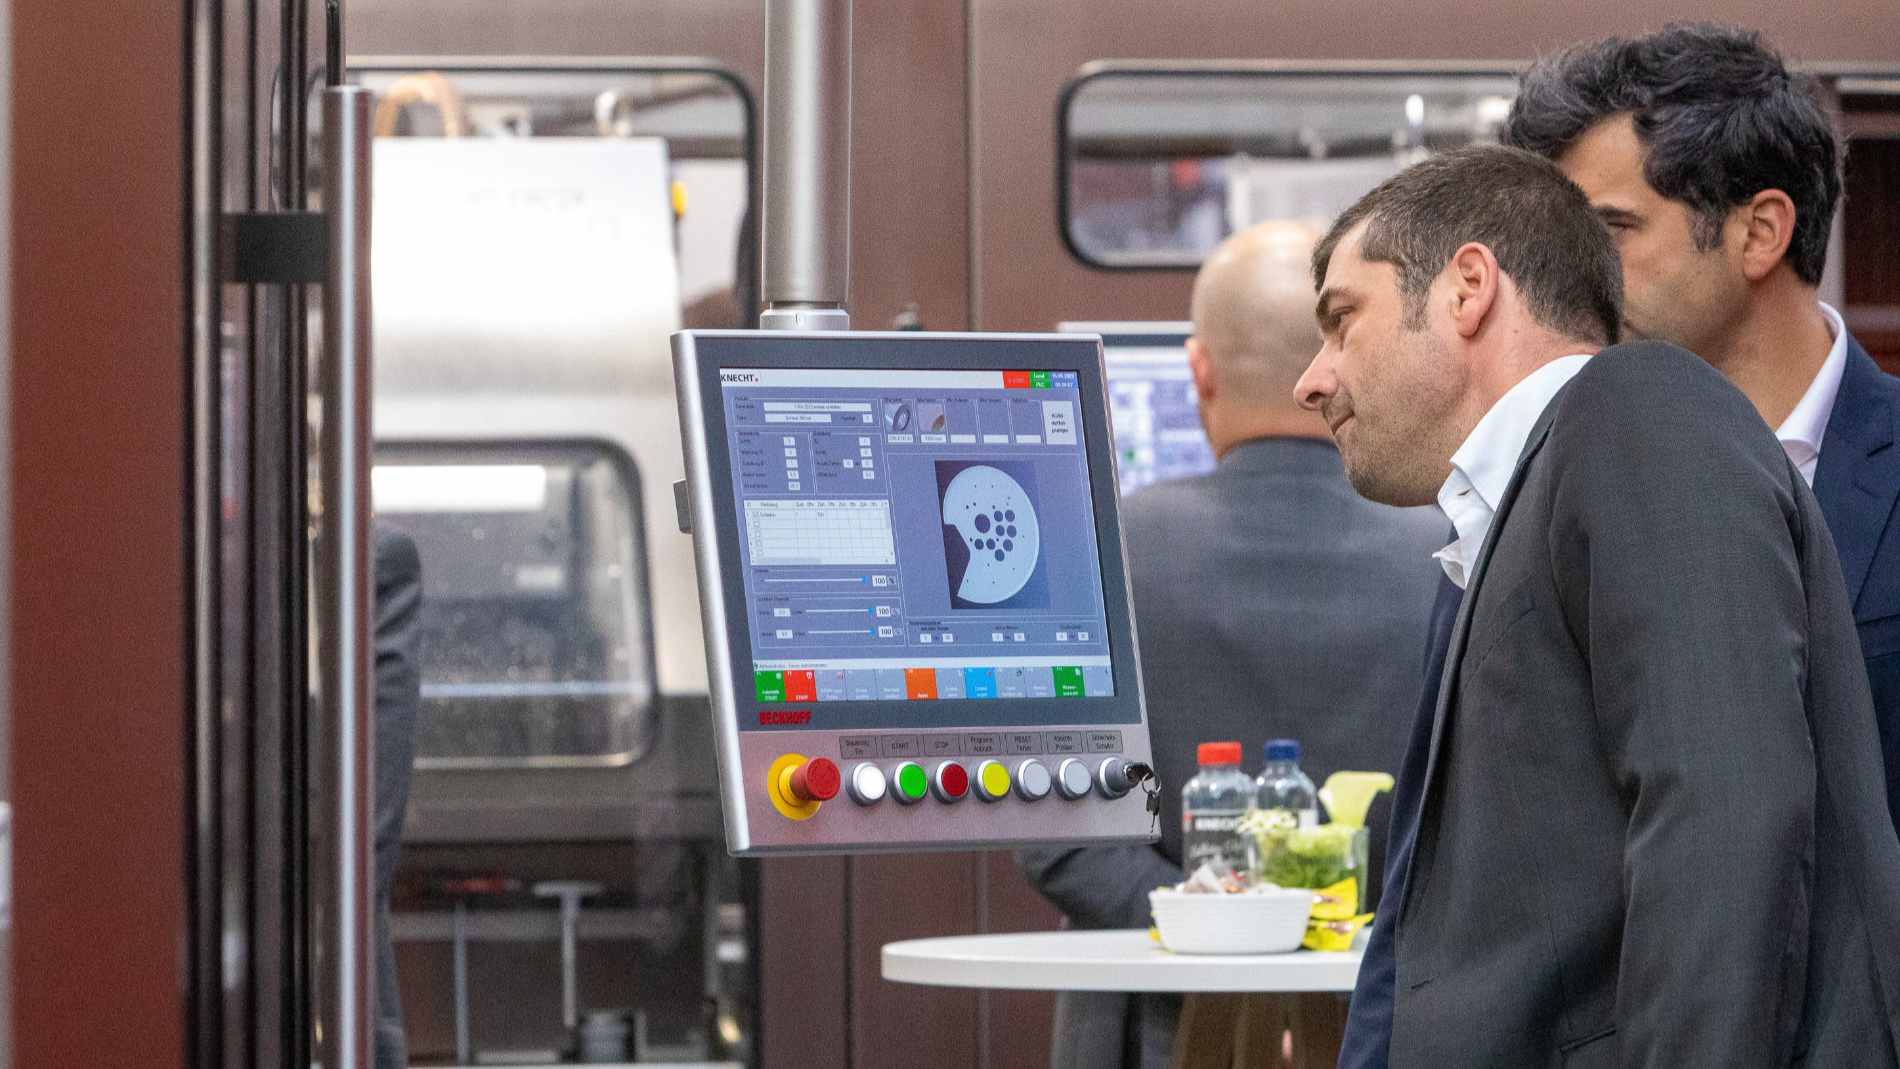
358 61 758 1066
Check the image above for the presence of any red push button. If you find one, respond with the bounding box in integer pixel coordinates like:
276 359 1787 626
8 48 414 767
788 758 840 802
931 761 969 803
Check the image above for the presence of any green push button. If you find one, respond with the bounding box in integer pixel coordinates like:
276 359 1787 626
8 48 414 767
754 670 786 703
1053 666 1085 697
893 761 929 804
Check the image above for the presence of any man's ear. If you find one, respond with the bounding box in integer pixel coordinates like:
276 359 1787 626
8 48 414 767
1735 189 1798 283
1186 336 1216 404
1445 242 1500 340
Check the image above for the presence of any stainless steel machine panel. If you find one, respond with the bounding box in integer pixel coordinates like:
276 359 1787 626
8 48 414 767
371 134 708 699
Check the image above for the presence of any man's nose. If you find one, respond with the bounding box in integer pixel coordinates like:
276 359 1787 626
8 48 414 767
1293 350 1334 412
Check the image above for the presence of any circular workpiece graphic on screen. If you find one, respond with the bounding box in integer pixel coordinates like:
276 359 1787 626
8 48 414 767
940 465 1042 605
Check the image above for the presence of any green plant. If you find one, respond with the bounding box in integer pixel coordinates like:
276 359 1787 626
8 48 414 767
1238 811 1357 889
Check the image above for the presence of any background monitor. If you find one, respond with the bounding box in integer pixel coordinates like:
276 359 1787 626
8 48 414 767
675 330 1156 854
1060 322 1216 495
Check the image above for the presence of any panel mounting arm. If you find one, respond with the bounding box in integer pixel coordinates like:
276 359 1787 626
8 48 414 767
759 0 851 330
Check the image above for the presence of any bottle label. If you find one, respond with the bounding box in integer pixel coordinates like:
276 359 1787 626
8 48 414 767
1181 808 1250 875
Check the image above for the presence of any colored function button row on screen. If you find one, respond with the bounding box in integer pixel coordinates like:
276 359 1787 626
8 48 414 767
755 666 1109 703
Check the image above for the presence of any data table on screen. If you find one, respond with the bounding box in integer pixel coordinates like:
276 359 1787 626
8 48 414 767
742 499 898 566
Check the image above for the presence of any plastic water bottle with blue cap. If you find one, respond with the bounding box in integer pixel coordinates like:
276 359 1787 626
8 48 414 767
1255 739 1319 830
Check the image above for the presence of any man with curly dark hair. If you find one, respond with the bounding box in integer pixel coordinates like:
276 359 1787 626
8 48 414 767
1505 22 1900 839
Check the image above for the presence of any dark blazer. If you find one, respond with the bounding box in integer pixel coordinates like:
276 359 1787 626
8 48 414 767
1390 342 1900 1069
373 526 423 1069
1336 571 1460 1069
1813 335 1900 839
1017 437 1445 1069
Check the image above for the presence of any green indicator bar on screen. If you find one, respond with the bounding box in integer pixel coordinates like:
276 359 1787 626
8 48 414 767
1053 666 1085 697
1030 371 1051 389
896 764 928 800
754 670 786 703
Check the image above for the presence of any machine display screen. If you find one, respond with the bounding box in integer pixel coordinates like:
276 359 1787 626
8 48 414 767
679 331 1147 738
1102 333 1217 495
1060 324 1218 496
718 365 1117 707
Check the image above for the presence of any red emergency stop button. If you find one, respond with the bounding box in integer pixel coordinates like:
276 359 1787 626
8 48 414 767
788 757 841 802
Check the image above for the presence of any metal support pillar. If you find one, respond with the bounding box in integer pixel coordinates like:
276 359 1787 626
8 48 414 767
315 83 376 1069
760 0 852 330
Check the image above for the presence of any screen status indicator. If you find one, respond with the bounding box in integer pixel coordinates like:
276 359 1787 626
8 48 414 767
720 367 1115 704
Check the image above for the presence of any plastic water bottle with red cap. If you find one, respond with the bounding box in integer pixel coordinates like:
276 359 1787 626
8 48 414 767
1181 741 1255 877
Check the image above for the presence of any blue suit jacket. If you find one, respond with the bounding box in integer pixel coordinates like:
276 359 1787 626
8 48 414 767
1813 335 1900 838
1340 335 1900 1069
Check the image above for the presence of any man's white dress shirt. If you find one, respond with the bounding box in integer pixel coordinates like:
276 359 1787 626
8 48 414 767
1430 303 1845 587
1434 355 1594 589
1775 302 1849 487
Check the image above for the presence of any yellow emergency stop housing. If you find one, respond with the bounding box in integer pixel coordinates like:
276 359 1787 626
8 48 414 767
766 752 822 820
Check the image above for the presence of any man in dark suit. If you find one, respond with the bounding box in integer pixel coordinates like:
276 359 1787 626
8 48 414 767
1299 146 1900 1067
1018 222 1444 1069
1505 24 1900 839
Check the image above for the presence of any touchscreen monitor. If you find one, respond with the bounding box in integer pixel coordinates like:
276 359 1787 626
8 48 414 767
1060 322 1216 494
676 331 1155 853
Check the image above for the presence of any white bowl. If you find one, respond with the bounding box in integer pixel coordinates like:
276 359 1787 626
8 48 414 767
1148 887 1313 955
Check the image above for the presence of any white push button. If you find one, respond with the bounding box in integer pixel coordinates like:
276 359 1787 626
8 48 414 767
846 762 888 806
1014 759 1052 802
1054 758 1093 800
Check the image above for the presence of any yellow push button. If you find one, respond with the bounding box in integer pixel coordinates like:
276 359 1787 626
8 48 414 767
974 759 1011 802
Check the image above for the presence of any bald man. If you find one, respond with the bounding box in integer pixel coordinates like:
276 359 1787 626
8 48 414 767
1018 224 1446 1069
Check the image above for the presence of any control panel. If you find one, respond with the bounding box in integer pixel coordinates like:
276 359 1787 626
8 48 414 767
675 331 1155 853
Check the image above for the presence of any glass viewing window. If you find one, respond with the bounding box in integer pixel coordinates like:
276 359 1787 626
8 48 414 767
373 442 656 768
1058 64 1520 269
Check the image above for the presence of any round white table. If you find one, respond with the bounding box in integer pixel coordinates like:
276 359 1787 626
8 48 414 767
881 929 1361 992
882 930 1362 1069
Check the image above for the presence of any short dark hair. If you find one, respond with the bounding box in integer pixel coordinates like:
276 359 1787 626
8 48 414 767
1504 23 1840 286
1312 146 1623 346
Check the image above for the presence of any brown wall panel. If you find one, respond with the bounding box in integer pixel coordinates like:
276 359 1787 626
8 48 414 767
11 0 187 1062
759 857 851 1068
850 852 980 1069
978 852 1060 1069
969 0 1900 331
847 0 973 332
